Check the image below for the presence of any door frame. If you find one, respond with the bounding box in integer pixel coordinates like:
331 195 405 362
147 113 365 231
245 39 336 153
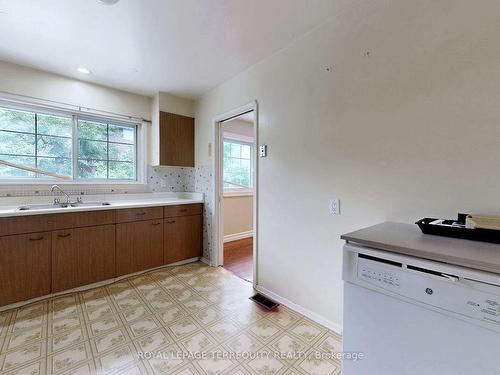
212 100 258 288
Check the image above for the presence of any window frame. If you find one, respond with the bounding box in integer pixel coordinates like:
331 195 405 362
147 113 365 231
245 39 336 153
222 136 254 197
0 101 144 184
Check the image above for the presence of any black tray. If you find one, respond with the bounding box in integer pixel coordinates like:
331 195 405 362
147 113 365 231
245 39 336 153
416 217 500 244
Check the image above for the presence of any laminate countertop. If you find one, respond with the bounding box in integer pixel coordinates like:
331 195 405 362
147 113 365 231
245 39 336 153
341 222 500 275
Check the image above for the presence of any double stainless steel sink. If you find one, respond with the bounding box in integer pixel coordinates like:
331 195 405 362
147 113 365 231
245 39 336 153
16 185 112 212
17 201 111 212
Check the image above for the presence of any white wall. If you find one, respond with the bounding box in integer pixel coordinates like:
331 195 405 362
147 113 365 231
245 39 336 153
195 0 500 330
0 61 151 119
223 195 253 238
159 92 195 118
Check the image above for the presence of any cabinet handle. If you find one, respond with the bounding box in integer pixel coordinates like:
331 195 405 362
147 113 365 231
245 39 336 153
166 220 176 224
136 212 146 216
152 222 161 226
57 233 71 238
29 236 44 241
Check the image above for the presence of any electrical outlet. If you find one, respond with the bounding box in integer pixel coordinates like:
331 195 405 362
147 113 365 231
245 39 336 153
330 199 340 215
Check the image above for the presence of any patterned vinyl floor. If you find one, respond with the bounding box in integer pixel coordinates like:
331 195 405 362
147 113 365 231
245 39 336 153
0 262 342 374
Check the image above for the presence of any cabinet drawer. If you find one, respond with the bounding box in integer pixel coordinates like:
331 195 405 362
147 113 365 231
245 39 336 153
0 214 55 237
164 204 203 218
115 207 163 223
51 210 116 229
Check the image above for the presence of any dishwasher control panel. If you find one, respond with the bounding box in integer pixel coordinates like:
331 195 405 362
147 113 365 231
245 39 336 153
359 265 400 287
354 253 500 330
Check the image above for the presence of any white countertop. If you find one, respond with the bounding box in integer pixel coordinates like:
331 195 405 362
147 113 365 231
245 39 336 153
0 192 204 217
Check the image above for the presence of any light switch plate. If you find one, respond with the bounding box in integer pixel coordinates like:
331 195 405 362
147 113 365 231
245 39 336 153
330 199 340 215
259 145 267 157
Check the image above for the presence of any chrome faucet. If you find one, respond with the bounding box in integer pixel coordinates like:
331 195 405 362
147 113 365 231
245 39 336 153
51 185 71 204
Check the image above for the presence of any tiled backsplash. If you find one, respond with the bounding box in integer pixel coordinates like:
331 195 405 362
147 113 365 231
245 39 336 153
148 165 214 262
0 184 149 198
148 165 195 192
194 165 214 263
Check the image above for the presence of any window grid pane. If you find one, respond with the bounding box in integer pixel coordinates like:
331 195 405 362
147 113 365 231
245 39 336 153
0 108 35 133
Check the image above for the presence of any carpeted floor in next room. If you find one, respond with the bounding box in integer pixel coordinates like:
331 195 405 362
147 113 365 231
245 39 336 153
0 262 341 375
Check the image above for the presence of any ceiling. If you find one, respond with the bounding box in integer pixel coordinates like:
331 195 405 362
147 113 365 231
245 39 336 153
0 0 335 98
236 111 254 123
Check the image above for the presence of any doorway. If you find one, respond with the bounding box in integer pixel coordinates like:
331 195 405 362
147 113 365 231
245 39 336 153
214 103 257 285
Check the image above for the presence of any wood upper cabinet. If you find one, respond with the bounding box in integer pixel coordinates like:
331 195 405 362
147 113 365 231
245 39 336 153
164 214 202 264
116 219 164 276
0 232 51 306
52 225 116 293
159 111 195 167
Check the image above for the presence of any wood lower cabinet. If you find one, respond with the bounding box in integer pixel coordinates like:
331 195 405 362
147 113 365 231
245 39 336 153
0 203 203 307
116 219 164 276
0 232 51 306
164 214 202 264
52 225 116 292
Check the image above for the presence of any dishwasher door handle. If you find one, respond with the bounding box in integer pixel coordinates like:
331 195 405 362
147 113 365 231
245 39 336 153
441 273 459 282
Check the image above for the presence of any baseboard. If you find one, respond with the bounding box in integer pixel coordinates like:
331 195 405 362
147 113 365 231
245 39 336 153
168 257 201 266
223 230 253 243
0 258 201 312
255 285 343 335
200 257 212 266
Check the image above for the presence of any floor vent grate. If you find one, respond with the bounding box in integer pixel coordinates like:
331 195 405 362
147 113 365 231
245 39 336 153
249 293 280 310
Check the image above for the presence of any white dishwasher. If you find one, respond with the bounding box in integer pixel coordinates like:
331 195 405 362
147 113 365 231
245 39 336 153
342 243 500 375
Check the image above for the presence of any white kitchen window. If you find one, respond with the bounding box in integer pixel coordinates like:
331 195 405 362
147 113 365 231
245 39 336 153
223 139 253 194
0 104 138 181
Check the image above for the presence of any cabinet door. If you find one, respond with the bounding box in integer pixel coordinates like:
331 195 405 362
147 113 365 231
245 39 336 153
164 214 202 264
116 219 164 276
0 232 51 307
52 225 115 292
159 111 195 167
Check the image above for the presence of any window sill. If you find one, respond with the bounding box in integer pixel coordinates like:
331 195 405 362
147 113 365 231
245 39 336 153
223 189 254 198
0 180 148 186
